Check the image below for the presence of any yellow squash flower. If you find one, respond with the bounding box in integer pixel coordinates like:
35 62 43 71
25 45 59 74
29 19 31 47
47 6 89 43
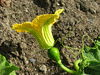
12 9 64 49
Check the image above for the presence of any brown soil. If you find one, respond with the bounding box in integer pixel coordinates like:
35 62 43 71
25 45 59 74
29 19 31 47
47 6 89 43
0 0 100 75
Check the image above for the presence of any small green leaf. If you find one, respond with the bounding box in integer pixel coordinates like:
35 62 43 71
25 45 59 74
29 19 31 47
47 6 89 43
0 54 19 75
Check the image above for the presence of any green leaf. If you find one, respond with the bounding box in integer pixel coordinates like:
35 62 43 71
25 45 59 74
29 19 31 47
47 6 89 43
83 47 100 70
84 46 100 62
0 54 19 75
85 67 100 75
9 71 17 75
82 35 100 74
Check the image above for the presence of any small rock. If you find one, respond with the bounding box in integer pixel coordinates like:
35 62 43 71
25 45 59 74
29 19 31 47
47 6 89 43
39 65 47 74
21 56 29 65
35 73 38 75
20 2 22 4
25 60 29 64
12 14 15 18
56 2 60 6
30 58 36 63
89 19 92 23
25 8 28 12
20 42 27 49
34 68 36 70
21 73 24 75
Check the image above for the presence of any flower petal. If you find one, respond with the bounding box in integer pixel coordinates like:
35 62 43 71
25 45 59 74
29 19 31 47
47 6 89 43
32 9 64 27
12 9 64 49
12 22 33 33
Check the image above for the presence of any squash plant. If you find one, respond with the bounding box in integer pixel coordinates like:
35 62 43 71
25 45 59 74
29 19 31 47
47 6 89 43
48 35 100 75
11 8 100 75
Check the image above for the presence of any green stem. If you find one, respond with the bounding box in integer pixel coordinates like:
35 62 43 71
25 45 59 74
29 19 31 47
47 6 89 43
74 59 82 71
62 27 80 56
82 35 96 50
57 60 78 75
81 35 96 58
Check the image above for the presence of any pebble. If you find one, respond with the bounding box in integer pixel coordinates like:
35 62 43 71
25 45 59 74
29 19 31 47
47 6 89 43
89 19 92 23
20 2 22 4
30 58 36 63
35 73 38 75
25 60 29 64
25 8 28 12
39 65 47 74
21 73 24 75
21 56 29 65
12 14 15 18
56 2 60 6
20 42 27 49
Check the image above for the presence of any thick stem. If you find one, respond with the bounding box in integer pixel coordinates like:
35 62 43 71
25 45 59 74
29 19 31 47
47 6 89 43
74 59 82 71
57 60 78 75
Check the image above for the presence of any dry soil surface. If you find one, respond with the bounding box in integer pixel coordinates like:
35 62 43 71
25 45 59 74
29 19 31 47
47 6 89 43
0 0 100 75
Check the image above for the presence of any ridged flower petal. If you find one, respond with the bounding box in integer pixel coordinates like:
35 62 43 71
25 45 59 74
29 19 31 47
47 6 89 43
12 9 64 49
